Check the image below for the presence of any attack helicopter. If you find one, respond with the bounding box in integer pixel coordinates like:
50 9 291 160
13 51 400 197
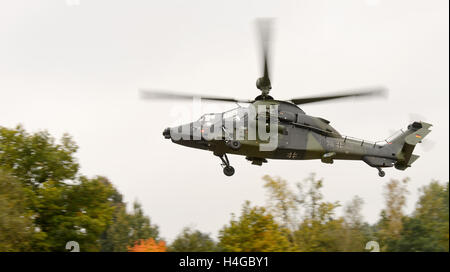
140 19 432 177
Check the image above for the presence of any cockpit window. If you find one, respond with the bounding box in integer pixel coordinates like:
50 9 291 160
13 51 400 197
197 107 248 128
198 113 221 126
222 107 248 122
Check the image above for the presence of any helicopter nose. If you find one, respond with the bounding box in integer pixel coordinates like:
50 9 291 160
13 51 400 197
162 127 171 139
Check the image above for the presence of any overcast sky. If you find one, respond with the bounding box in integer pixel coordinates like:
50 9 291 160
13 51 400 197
0 0 448 242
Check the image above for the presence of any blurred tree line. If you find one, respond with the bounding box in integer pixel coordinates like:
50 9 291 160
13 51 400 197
0 125 448 252
0 126 160 251
218 175 448 252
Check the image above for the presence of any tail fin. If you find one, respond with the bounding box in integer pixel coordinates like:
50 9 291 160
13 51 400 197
388 121 433 170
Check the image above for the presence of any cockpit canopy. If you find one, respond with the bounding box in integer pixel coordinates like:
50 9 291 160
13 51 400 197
196 103 340 138
197 107 248 125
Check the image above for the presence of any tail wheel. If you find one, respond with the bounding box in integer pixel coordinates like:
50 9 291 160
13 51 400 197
376 167 386 177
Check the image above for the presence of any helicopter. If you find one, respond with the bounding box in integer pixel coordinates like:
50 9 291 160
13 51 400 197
140 19 432 177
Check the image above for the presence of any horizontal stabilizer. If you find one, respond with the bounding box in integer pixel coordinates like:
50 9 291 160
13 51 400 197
408 154 420 166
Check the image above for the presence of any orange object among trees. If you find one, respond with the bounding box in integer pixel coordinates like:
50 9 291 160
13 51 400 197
128 238 167 252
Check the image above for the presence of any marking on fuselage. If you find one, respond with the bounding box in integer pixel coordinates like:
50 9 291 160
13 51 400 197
335 141 344 149
287 152 298 159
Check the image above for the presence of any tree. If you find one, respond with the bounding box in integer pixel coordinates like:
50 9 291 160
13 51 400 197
376 178 409 251
292 173 345 252
295 173 335 222
392 181 449 251
100 200 160 252
218 201 291 252
340 196 369 251
0 170 34 251
262 175 297 230
0 125 161 252
33 176 116 251
344 196 364 228
99 186 131 252
293 204 345 252
127 202 160 246
169 227 218 252
128 238 167 252
0 125 79 187
414 181 448 251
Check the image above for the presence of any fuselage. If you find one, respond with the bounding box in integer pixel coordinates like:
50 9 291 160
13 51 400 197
163 100 398 167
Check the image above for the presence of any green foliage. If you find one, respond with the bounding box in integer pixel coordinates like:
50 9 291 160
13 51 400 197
388 181 449 252
265 174 347 251
294 216 346 252
263 175 297 229
127 202 159 244
376 178 410 251
218 201 291 252
293 198 344 252
99 185 129 251
100 200 160 252
100 203 131 252
259 174 372 252
0 170 33 251
33 177 116 251
0 125 79 187
344 196 364 229
413 181 449 251
169 227 218 252
0 125 160 252
340 196 371 251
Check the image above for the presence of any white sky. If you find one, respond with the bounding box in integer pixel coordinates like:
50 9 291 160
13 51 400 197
0 0 448 242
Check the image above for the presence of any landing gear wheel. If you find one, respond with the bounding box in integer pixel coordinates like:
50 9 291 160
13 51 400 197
217 153 235 177
223 166 235 176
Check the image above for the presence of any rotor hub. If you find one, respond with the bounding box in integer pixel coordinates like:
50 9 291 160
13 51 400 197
256 76 272 97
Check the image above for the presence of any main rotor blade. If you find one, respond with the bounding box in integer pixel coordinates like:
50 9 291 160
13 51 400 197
289 87 387 105
255 18 274 91
257 18 272 79
140 89 253 103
